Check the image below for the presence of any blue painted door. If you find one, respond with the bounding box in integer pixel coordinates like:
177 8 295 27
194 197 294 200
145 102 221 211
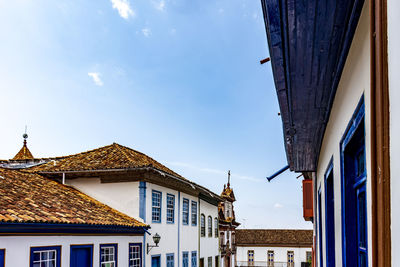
341 101 367 267
325 165 335 267
0 249 5 267
70 245 93 267
151 256 160 267
318 189 323 267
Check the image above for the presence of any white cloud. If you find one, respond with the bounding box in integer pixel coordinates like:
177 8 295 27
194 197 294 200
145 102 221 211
153 0 166 11
110 0 134 19
88 72 103 86
274 203 284 209
142 28 151 37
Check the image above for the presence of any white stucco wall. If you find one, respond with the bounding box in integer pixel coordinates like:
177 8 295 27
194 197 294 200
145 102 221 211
387 0 400 265
199 199 219 267
236 246 311 266
68 178 141 220
315 1 371 267
0 235 143 267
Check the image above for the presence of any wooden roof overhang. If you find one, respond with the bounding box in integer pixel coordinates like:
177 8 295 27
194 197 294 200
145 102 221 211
39 167 222 203
261 0 365 171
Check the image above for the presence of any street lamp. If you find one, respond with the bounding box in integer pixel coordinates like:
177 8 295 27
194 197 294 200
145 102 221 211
147 233 161 254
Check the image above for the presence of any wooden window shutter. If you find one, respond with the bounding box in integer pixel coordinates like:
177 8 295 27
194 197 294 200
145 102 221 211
303 179 313 221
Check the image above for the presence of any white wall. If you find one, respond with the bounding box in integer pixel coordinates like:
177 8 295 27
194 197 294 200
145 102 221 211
199 199 219 267
0 235 143 267
236 246 311 266
387 0 400 265
315 1 371 267
144 183 199 267
68 178 141 220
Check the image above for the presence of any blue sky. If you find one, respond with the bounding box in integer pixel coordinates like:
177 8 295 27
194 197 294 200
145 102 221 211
0 0 311 229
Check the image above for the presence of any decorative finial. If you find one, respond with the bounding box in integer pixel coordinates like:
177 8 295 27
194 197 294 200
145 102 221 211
227 170 231 188
23 126 28 145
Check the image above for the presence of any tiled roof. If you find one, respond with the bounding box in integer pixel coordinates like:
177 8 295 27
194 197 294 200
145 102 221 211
221 186 236 201
30 143 184 179
0 168 147 228
236 229 313 246
12 141 34 160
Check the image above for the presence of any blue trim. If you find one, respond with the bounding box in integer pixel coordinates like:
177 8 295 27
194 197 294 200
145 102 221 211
129 243 143 267
191 201 197 226
100 243 118 267
151 190 162 223
0 222 147 234
166 253 175 267
340 96 367 267
178 192 181 267
70 244 93 267
166 193 176 224
151 254 161 267
0 249 4 267
318 187 323 267
182 198 189 225
30 246 61 267
324 158 335 267
191 251 197 267
139 181 147 222
143 235 146 267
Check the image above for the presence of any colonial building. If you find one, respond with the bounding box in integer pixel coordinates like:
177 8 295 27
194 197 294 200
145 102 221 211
235 229 313 267
1 137 222 267
261 0 398 266
218 171 240 267
0 167 148 267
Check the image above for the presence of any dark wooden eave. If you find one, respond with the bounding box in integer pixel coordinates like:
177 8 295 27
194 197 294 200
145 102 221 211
261 0 365 171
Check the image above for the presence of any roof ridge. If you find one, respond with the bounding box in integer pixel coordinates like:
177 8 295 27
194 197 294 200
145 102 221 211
113 143 138 166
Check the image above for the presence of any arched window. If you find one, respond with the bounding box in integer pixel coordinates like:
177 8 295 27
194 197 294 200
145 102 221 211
201 214 205 237
214 217 218 237
208 216 212 237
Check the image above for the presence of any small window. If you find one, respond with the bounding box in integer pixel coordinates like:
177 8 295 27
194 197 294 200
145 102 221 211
201 214 205 237
129 243 142 267
167 194 175 223
208 256 212 267
183 198 189 225
166 253 174 267
0 249 5 267
152 190 162 223
30 246 61 267
248 250 254 263
208 216 212 237
191 251 197 267
182 252 189 267
287 251 294 267
306 251 312 263
191 201 198 226
215 256 219 267
101 244 118 267
214 218 218 237
267 251 274 266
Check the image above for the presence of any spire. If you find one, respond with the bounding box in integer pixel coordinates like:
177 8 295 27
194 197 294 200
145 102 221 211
227 170 231 188
12 128 34 160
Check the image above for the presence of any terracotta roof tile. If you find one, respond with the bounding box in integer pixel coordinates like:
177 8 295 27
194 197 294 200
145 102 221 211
29 143 184 179
0 168 147 228
236 229 313 246
12 141 34 160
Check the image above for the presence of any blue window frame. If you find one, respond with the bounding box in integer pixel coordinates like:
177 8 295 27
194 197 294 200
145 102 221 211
340 97 367 267
167 194 175 223
30 246 61 267
129 243 142 267
182 252 189 267
317 188 323 267
100 244 118 267
182 198 189 225
0 249 4 267
166 253 174 267
191 251 197 267
191 201 198 226
324 160 336 267
152 190 162 223
151 255 161 267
